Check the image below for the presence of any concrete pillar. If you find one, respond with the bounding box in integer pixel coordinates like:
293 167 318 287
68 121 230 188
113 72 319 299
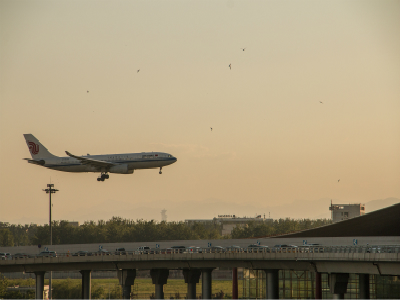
232 267 238 299
34 271 45 299
150 269 169 299
202 269 213 299
264 269 279 299
118 269 136 299
328 273 349 299
80 270 91 299
49 271 52 300
358 274 370 299
183 269 201 299
315 272 322 299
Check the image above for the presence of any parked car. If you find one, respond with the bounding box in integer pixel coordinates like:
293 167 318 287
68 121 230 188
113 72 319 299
273 244 297 253
72 251 92 256
246 244 269 253
36 251 57 257
115 248 126 255
0 252 11 260
186 246 202 253
366 246 382 253
170 246 186 253
210 246 225 253
225 246 242 253
13 253 29 259
95 249 111 255
160 248 173 254
273 244 291 248
134 246 154 254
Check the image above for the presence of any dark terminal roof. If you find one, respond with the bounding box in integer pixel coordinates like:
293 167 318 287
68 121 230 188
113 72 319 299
276 203 400 238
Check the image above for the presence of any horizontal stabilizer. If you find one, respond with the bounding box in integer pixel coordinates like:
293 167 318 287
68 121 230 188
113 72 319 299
26 159 45 166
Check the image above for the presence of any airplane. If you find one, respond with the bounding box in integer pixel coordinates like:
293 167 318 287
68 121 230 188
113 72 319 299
23 134 177 181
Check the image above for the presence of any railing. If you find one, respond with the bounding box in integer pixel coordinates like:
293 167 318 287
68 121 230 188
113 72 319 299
4 245 400 260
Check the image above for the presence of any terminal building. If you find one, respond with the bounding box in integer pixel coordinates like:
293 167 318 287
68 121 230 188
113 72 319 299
243 203 400 299
329 202 365 223
185 214 273 236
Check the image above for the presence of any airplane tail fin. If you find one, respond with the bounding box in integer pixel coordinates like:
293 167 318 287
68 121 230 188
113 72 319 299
23 134 57 159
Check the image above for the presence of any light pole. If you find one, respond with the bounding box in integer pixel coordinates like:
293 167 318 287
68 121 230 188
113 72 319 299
43 183 58 299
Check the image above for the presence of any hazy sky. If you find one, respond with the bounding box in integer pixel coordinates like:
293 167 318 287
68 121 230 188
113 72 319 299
1 0 399 225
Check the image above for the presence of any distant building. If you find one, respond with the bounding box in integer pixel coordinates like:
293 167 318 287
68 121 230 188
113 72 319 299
186 215 273 236
161 209 167 222
67 221 80 227
329 202 365 223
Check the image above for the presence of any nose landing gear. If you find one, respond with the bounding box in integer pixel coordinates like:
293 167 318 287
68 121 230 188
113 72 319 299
97 173 110 181
159 167 162 175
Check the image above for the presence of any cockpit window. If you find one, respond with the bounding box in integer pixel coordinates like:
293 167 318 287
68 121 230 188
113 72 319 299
168 155 172 158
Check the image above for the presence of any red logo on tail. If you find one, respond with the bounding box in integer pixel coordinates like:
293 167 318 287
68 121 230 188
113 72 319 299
28 142 39 155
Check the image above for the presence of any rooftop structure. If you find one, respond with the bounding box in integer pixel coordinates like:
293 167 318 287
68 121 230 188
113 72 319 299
329 202 365 223
279 202 400 238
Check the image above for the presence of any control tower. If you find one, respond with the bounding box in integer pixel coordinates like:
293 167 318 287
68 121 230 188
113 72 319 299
329 201 365 223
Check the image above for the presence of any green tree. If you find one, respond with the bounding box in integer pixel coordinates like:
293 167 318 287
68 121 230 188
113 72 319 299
0 228 14 246
52 278 81 299
0 274 8 298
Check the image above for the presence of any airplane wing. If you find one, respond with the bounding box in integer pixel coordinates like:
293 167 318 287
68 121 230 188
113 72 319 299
65 151 115 168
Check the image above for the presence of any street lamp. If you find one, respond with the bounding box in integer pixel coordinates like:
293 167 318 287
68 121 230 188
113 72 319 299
43 183 58 299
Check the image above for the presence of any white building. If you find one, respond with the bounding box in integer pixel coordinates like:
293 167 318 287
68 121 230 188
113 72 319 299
329 202 365 223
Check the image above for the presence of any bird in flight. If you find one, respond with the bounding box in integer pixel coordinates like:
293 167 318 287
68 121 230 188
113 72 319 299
319 101 323 104
338 179 340 183
137 69 140 73
229 64 231 70
87 91 89 93
210 127 213 131
241 48 246 51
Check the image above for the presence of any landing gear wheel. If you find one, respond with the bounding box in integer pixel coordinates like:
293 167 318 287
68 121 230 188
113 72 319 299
159 167 162 175
98 172 109 181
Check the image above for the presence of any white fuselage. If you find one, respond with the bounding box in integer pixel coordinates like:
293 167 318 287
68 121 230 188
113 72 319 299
33 152 177 173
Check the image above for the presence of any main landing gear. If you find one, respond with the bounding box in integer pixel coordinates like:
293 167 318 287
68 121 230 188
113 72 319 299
159 167 162 175
97 173 109 182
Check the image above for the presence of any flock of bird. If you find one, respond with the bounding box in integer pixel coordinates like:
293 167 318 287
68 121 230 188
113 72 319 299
86 47 337 181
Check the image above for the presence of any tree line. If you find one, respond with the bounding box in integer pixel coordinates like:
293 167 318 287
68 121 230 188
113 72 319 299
0 217 332 247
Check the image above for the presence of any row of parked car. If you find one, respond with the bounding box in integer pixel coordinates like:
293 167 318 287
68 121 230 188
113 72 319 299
4 244 398 259
1 250 58 260
112 244 304 255
1 245 278 259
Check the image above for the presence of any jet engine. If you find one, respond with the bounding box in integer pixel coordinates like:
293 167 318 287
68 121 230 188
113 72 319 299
109 164 134 174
